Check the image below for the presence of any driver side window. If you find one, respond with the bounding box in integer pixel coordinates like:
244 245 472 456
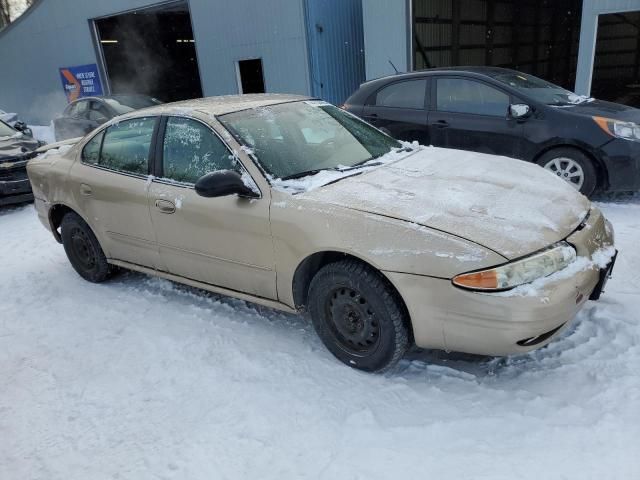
161 117 240 184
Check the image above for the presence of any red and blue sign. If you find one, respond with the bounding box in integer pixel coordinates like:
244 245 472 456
59 64 103 102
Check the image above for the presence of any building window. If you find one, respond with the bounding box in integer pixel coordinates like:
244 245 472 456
237 58 266 94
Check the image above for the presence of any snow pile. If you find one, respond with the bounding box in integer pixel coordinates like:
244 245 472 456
1 200 639 479
36 144 73 160
29 123 56 144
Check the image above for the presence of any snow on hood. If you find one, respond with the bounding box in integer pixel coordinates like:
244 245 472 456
301 146 590 259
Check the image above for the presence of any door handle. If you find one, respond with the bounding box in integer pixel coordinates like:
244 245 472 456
155 199 176 214
79 183 92 196
433 120 449 129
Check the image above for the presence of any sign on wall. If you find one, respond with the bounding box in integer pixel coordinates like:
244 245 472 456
59 64 104 102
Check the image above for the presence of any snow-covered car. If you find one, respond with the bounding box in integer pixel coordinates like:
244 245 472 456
26 94 617 372
0 109 19 124
0 119 43 206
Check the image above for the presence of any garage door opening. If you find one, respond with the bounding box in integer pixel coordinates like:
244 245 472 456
94 1 203 103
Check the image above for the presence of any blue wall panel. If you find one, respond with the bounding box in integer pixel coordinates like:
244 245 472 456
305 0 365 105
0 0 312 124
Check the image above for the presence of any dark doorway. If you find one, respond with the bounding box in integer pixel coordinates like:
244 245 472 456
237 59 266 94
591 11 640 107
94 1 203 102
412 0 583 90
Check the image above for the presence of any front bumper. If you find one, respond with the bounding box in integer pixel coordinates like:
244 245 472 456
0 159 33 206
600 138 640 191
386 207 615 356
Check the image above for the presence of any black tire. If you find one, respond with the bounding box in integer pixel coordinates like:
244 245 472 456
307 260 410 372
536 147 598 197
60 212 113 283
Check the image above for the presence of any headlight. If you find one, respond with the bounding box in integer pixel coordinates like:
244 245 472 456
593 116 640 142
452 242 576 291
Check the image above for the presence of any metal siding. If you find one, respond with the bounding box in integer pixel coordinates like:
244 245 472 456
362 0 409 80
304 0 365 105
0 0 312 124
575 0 640 94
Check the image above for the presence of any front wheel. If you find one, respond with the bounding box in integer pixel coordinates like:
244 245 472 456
60 212 113 283
307 260 410 372
537 148 598 197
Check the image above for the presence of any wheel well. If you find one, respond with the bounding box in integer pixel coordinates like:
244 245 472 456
48 204 75 243
292 252 413 339
533 144 609 190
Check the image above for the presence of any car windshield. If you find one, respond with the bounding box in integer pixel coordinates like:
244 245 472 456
491 71 591 106
0 120 16 138
104 95 163 114
218 101 401 179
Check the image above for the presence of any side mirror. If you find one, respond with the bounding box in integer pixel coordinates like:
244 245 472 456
13 121 33 136
194 170 259 199
509 103 531 119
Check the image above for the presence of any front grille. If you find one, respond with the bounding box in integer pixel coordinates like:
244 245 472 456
0 167 28 181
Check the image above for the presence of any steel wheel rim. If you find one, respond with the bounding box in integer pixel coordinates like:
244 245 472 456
324 286 381 356
543 157 585 191
70 227 97 270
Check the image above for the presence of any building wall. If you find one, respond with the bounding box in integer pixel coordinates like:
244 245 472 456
305 0 365 105
362 0 409 80
575 0 640 94
0 0 312 124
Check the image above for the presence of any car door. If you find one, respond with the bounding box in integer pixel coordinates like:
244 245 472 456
147 115 277 299
360 78 429 143
68 116 162 269
428 76 524 158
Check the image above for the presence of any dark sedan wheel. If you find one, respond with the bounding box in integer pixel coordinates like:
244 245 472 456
308 260 410 372
61 212 113 283
537 148 598 197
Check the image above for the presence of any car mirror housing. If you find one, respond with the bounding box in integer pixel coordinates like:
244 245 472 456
194 170 259 199
13 121 33 136
509 103 531 119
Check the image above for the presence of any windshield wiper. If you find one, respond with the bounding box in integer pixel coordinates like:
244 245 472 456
280 169 325 180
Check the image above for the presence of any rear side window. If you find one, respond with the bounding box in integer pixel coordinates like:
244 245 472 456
82 131 104 164
375 79 427 109
162 117 238 183
436 78 509 116
97 117 156 175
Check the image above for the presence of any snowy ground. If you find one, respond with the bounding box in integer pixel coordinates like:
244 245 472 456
1 198 639 480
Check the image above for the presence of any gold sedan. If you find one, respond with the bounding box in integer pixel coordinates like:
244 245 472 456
27 94 617 372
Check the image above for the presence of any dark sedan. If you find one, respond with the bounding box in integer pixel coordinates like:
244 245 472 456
53 94 162 141
344 67 640 197
0 120 43 206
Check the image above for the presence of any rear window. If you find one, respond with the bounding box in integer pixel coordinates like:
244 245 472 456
374 79 427 109
82 117 156 175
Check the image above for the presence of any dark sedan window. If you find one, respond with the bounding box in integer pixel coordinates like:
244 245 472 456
97 117 156 175
436 78 509 117
162 117 238 184
375 79 427 109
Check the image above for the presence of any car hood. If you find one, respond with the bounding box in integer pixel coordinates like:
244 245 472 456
302 147 591 259
0 134 40 161
555 98 640 122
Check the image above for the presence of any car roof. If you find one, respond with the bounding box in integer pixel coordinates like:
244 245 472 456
115 93 313 119
345 66 520 105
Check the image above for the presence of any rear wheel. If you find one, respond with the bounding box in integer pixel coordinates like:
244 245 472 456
307 260 410 372
537 147 598 197
60 212 113 283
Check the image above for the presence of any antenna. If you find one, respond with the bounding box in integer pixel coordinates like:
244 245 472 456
388 60 400 74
